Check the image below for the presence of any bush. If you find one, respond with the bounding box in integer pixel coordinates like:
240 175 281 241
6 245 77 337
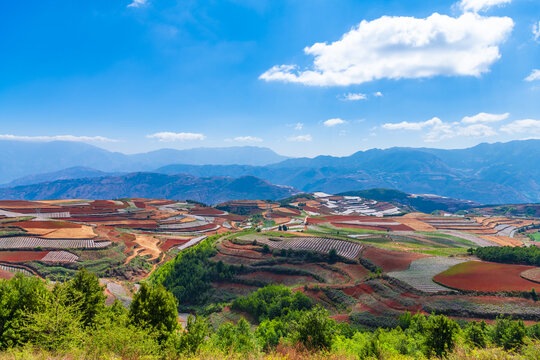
464 320 487 348
423 314 460 357
296 306 335 350
492 316 527 351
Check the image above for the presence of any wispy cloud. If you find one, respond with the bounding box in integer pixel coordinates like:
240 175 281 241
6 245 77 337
373 91 383 97
127 0 147 8
382 116 498 142
459 0 511 13
287 134 312 142
533 21 540 41
260 13 513 86
294 123 304 131
340 93 367 101
147 132 206 142
323 118 347 127
525 69 540 82
461 112 509 124
501 119 540 134
228 136 263 142
0 134 118 143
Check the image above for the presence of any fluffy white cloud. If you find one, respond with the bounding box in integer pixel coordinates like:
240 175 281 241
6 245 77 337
500 119 540 134
373 91 383 97
461 112 509 123
127 0 147 8
231 136 263 142
341 93 367 101
525 69 540 82
534 21 540 41
459 0 511 13
294 123 304 131
260 13 513 86
147 132 206 142
287 134 312 142
0 134 118 142
382 117 497 142
323 118 347 127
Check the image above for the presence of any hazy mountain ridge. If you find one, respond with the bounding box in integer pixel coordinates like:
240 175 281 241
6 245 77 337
0 173 297 205
1 139 538 204
0 141 288 184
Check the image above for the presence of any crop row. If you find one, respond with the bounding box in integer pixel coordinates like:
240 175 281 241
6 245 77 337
0 264 33 276
257 237 363 260
0 237 111 249
41 251 79 263
388 257 465 293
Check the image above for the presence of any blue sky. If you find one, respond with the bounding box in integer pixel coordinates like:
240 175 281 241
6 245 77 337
0 0 538 157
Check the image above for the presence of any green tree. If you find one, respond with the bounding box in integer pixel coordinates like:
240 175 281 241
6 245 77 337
423 314 460 357
464 321 487 348
129 283 178 343
64 268 106 327
296 305 335 350
178 315 209 354
24 285 84 351
0 274 49 349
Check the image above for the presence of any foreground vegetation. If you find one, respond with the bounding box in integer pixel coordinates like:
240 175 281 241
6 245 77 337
1 269 540 359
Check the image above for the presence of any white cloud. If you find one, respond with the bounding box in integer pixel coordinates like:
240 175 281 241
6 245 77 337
323 118 347 127
341 92 367 101
383 117 497 142
534 21 540 41
260 13 513 86
459 0 511 13
287 134 312 142
295 123 304 131
373 91 383 97
147 132 206 142
525 69 540 82
0 134 118 143
501 119 540 134
231 136 263 142
127 0 147 8
382 117 442 130
461 112 509 123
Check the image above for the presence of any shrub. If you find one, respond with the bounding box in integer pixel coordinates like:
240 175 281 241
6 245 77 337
423 314 460 357
492 316 527 351
464 320 487 348
296 306 335 350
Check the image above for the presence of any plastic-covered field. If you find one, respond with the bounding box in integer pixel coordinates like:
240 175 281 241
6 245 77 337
0 237 110 249
388 257 465 293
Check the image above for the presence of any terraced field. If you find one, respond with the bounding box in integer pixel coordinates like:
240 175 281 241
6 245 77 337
251 236 363 260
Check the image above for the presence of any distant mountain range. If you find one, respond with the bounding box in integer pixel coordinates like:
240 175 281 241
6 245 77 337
0 141 288 183
0 139 538 204
0 173 297 205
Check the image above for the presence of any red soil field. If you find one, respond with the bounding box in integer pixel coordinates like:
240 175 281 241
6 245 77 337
0 269 14 279
331 222 413 232
342 283 375 296
160 239 190 252
361 246 429 272
433 261 538 292
0 251 49 262
190 208 226 216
